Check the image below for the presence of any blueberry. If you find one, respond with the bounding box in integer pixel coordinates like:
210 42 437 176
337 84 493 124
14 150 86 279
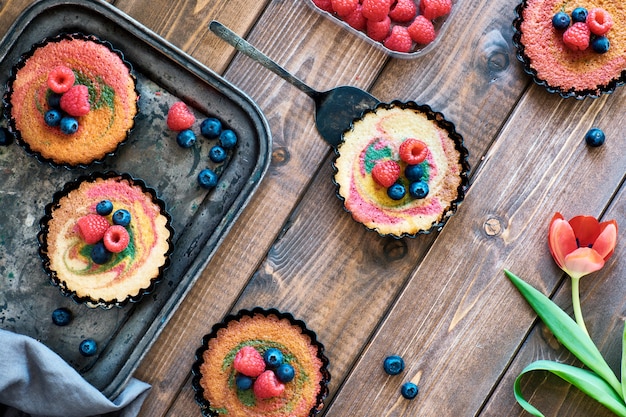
387 183 406 200
235 374 253 390
263 348 284 369
219 129 238 149
60 116 78 134
571 7 587 23
79 338 97 357
198 168 218 189
409 181 429 199
0 127 11 146
44 109 62 127
176 129 196 148
276 363 295 383
209 145 227 163
51 307 73 326
405 164 424 182
91 241 111 265
112 209 131 226
383 355 405 375
551 11 571 30
591 36 610 53
200 117 222 138
400 382 419 399
585 128 605 147
47 92 62 108
96 200 113 216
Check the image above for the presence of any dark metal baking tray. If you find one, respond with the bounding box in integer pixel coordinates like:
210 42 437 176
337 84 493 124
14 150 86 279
0 0 271 399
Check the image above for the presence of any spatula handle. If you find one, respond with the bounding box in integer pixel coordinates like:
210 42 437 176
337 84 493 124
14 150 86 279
209 21 319 99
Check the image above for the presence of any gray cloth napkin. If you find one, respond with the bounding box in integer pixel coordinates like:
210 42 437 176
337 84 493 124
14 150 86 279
0 329 151 417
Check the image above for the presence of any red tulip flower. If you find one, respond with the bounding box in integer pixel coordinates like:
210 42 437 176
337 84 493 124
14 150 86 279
548 213 617 280
548 212 617 334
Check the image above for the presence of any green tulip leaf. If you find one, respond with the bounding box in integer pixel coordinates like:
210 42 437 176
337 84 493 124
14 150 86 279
504 269 622 397
514 360 626 417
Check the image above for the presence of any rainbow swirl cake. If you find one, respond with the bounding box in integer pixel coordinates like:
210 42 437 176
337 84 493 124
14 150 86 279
333 101 469 237
39 172 173 308
513 0 626 98
3 33 138 167
192 308 330 417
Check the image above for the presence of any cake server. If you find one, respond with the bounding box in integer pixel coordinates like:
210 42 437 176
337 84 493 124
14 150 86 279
209 21 379 147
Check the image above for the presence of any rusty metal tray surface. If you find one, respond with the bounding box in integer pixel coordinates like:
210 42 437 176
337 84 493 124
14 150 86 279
0 0 271 399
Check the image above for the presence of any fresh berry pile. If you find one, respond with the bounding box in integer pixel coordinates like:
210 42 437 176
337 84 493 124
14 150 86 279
232 346 296 400
166 101 238 190
77 199 132 264
552 7 613 53
311 0 452 53
44 65 92 134
371 138 430 201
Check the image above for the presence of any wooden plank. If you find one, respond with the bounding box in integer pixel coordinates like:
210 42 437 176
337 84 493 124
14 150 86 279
164 0 545 416
323 86 626 416
132 0 387 415
481 90 626 417
113 0 269 74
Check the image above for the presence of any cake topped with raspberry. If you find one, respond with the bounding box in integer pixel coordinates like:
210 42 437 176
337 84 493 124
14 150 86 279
39 172 173 308
514 0 626 98
3 33 138 167
192 308 330 417
333 101 469 237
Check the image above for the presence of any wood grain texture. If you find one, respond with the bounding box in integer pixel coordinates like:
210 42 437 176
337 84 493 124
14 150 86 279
324 86 626 416
114 0 269 74
481 88 626 417
130 0 388 415
1 1 625 416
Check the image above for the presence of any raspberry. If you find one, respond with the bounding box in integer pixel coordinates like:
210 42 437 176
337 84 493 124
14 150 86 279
344 3 367 31
399 138 428 164
253 370 285 400
408 15 436 44
331 0 358 17
371 160 401 187
167 101 196 131
366 16 391 42
233 346 265 377
586 8 613 36
60 85 90 117
420 0 452 20
389 0 417 22
384 25 413 53
103 225 130 253
562 22 590 51
362 0 391 22
47 65 75 94
77 214 110 245
312 0 334 12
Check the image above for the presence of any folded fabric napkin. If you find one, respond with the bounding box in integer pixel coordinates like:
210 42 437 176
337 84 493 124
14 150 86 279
0 329 151 417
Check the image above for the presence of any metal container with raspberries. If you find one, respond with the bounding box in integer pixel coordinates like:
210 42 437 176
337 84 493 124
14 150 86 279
305 0 456 58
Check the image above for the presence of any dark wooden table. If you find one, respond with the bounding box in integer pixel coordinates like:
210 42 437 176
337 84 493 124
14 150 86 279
2 0 625 416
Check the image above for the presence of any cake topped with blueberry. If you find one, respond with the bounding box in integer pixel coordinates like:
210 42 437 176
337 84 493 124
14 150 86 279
192 308 330 417
332 101 469 238
3 33 138 167
513 0 626 98
38 172 173 308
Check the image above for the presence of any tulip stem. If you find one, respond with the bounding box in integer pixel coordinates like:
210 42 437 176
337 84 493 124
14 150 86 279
571 277 589 337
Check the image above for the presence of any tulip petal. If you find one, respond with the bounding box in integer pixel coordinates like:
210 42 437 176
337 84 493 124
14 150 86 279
563 247 605 279
569 216 601 248
549 214 578 270
593 221 617 261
